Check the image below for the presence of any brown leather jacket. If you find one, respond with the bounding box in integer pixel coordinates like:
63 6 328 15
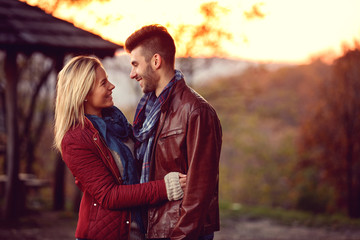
146 79 222 240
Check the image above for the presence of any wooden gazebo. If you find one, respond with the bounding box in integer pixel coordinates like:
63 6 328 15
0 0 121 221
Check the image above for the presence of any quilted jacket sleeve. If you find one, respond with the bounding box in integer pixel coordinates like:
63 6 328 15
61 130 168 210
171 106 222 239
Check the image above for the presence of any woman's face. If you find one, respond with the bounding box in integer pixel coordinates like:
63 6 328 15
84 66 115 117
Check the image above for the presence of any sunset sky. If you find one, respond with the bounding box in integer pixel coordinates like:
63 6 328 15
24 0 360 63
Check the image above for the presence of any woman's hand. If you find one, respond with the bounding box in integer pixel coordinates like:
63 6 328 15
164 172 186 201
178 173 186 191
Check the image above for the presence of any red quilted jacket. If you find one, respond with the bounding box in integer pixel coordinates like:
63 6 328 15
61 118 168 240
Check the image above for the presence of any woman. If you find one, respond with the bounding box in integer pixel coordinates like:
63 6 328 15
54 56 186 240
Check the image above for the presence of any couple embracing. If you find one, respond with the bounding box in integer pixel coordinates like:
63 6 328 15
54 24 222 240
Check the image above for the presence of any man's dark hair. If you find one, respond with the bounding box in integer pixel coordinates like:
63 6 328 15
125 24 176 67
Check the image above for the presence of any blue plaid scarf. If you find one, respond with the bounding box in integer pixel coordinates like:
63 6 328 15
133 70 184 183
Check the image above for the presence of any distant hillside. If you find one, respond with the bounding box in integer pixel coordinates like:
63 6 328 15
103 55 291 109
196 60 331 208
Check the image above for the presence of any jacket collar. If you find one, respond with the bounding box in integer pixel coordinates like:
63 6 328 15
160 78 186 112
82 116 99 137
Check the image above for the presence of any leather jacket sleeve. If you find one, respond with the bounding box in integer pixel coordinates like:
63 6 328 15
61 131 168 210
170 106 222 239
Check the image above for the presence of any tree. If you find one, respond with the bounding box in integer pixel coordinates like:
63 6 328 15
27 0 111 14
298 49 360 218
25 0 118 37
168 2 233 85
0 52 57 221
172 2 233 58
17 54 54 174
168 1 265 85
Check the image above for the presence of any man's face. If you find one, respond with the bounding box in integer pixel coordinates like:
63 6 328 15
129 46 159 94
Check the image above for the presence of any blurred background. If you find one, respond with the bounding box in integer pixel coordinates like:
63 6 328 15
1 0 360 239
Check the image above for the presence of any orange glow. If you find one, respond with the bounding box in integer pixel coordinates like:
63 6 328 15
23 0 360 64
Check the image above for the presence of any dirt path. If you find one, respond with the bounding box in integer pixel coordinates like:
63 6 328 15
1 211 360 240
0 211 76 240
215 217 360 240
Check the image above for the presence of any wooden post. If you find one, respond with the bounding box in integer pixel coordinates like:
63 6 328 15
3 50 21 222
52 54 66 211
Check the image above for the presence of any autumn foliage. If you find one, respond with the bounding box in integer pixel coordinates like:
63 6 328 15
197 48 360 218
298 49 360 218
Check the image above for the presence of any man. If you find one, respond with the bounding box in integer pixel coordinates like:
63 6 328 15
125 24 222 240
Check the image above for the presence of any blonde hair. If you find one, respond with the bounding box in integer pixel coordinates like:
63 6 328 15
54 55 102 151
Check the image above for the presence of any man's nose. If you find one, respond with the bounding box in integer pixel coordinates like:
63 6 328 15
130 68 137 79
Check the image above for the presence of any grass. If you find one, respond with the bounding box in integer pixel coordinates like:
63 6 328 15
220 201 360 230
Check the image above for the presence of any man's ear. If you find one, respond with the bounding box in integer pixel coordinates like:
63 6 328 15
151 53 162 70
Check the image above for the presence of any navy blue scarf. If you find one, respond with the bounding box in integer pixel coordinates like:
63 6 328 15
86 106 139 185
86 106 144 232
